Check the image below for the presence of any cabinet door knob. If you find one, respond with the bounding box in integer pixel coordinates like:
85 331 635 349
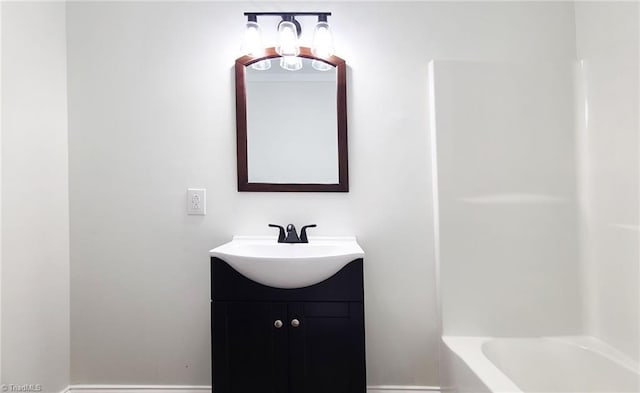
291 319 300 328
274 320 283 329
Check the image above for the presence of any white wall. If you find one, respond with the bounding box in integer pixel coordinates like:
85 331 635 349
432 59 581 336
66 1 577 386
1 2 70 392
0 1 4 384
575 1 640 362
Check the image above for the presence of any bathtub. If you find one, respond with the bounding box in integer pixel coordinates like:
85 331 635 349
441 336 640 393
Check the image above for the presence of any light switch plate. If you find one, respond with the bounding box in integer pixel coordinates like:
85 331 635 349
187 188 206 215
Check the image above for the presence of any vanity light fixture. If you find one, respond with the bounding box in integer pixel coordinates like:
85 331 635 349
242 12 335 71
311 15 335 71
311 15 334 57
276 15 301 57
241 14 271 70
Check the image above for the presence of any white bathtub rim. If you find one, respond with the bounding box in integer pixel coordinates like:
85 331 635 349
546 336 640 374
442 336 522 393
442 335 640 393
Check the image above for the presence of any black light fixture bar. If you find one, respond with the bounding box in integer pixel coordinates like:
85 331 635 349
244 12 331 18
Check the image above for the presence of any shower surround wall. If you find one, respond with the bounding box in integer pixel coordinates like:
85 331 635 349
66 1 577 387
434 0 640 385
431 60 581 336
575 1 639 362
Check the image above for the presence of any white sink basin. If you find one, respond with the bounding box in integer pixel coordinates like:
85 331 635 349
209 236 364 289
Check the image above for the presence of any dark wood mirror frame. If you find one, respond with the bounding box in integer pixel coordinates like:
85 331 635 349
235 47 348 192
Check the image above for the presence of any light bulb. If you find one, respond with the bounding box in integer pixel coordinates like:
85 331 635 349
251 59 271 71
241 20 264 57
276 20 300 57
280 56 303 71
312 59 332 71
311 21 334 58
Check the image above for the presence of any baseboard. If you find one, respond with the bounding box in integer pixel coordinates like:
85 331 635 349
68 385 440 393
368 386 440 393
68 386 210 393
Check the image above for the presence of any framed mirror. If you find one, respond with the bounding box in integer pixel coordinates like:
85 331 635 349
235 47 348 192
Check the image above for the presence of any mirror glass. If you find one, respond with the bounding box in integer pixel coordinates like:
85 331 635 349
235 48 348 192
245 58 338 184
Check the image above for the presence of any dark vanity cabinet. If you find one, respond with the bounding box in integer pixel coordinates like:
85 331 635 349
211 257 366 393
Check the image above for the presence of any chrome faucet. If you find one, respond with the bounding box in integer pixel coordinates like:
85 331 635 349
269 223 317 243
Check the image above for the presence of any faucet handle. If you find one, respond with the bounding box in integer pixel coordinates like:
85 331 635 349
284 224 300 243
268 224 286 243
300 224 317 243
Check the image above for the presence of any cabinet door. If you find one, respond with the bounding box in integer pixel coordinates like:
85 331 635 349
288 302 366 393
213 302 288 393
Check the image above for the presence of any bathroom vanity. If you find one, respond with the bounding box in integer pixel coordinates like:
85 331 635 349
210 236 366 393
